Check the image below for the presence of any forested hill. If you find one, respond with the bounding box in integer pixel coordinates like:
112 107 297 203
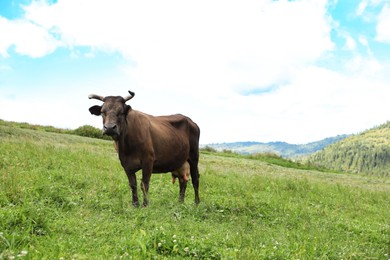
205 135 348 158
307 122 390 176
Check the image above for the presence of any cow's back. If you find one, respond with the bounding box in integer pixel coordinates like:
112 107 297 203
148 114 193 172
122 111 199 173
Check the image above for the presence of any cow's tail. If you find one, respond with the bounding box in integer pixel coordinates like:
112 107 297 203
189 120 200 179
188 119 200 204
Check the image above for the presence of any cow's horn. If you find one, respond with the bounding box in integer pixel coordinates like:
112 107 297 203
124 91 135 102
88 94 105 101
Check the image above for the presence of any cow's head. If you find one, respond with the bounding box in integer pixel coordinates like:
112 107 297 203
88 91 135 138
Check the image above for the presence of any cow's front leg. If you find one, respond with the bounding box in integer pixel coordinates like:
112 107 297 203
141 163 153 207
126 171 139 207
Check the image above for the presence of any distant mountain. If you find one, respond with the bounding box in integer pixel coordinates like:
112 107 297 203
204 135 348 158
306 122 390 176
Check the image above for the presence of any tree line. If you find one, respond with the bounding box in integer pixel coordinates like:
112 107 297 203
0 120 110 140
307 122 390 176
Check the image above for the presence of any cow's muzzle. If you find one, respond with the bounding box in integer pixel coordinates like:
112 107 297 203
103 124 119 136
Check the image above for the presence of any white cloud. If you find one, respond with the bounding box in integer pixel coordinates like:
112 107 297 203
376 4 390 43
0 16 60 58
357 0 369 16
21 0 333 94
219 65 390 144
357 0 386 16
345 35 357 51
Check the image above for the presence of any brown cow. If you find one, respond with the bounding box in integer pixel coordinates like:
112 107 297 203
88 91 200 206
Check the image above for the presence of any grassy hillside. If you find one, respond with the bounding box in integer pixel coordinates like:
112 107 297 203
307 122 390 176
206 135 348 158
0 119 111 140
1 125 389 259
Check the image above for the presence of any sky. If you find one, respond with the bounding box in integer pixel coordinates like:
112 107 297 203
1 0 390 144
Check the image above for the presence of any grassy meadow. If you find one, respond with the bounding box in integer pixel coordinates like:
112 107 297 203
0 125 389 259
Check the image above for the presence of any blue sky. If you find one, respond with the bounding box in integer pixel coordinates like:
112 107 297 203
1 0 390 144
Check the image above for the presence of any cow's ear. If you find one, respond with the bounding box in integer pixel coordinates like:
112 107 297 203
89 105 102 116
124 105 132 115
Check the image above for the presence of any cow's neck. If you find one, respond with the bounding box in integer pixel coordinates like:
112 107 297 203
115 110 140 155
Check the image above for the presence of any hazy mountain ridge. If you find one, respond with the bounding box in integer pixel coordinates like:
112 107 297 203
306 122 390 176
205 135 349 158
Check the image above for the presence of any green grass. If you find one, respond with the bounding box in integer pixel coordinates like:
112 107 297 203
1 125 390 259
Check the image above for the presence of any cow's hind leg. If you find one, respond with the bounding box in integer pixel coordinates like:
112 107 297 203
179 178 187 202
189 159 200 204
